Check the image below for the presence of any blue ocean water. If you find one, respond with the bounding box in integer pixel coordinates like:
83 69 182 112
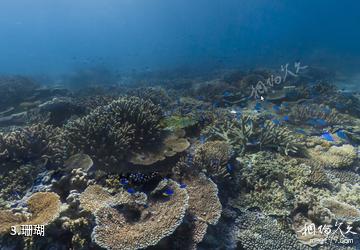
1 1 360 250
0 0 359 80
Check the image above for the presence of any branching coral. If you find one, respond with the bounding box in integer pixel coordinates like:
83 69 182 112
208 116 303 156
289 103 346 126
126 86 172 107
233 152 311 216
65 97 163 168
259 121 303 155
193 140 232 179
0 124 68 168
0 164 40 203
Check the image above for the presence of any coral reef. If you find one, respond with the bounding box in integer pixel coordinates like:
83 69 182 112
320 198 360 223
289 104 346 126
236 211 307 250
1 68 360 249
0 124 68 168
92 179 188 250
193 140 232 179
308 144 357 168
208 115 303 156
0 192 61 235
65 97 163 168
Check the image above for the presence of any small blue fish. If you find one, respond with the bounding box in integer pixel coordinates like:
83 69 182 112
296 129 307 135
321 132 334 142
199 135 206 144
272 105 281 112
306 118 327 127
163 188 174 196
336 130 348 140
126 188 136 194
179 184 187 189
196 95 205 100
322 107 331 115
283 115 289 122
227 163 233 173
255 102 262 111
212 101 219 107
272 119 281 125
223 91 231 97
120 178 129 185
236 112 242 120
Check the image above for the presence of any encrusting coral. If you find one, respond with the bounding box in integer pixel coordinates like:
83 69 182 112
65 96 163 168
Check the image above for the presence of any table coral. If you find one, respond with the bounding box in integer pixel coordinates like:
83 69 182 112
92 179 188 250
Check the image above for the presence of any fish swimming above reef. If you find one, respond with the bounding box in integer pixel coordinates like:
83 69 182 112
321 132 334 142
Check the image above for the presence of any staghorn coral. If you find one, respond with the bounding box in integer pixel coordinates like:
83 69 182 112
307 165 331 187
92 179 189 250
65 96 163 168
208 116 254 154
259 120 303 155
289 103 345 126
208 116 303 156
193 140 232 179
308 144 357 168
0 124 68 168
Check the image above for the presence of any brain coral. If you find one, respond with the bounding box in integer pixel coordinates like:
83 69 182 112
92 179 188 250
65 96 163 168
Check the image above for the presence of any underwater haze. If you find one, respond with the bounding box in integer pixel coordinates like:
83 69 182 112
0 0 359 76
1 1 360 250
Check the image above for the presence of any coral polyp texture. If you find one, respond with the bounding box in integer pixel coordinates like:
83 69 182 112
1 68 360 249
